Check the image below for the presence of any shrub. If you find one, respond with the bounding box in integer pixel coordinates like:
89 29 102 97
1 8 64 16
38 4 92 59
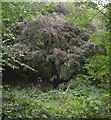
5 13 106 88
85 55 109 87
2 84 110 119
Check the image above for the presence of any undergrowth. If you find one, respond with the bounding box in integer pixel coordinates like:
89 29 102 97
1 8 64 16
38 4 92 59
2 83 110 119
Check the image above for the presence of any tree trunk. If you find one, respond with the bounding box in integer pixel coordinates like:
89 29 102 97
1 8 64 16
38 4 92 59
51 61 60 89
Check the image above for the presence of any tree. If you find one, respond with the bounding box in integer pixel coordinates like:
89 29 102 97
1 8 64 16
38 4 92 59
83 2 111 87
2 2 107 88
10 12 106 88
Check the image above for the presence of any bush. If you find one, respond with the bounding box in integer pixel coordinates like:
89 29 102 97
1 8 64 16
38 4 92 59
2 84 110 119
85 55 109 87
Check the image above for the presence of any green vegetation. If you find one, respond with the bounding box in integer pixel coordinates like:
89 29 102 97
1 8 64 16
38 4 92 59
2 84 110 119
2 1 111 119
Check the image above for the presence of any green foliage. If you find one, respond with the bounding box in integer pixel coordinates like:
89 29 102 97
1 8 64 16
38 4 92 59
2 2 57 26
85 55 109 86
2 2 111 119
2 85 110 119
2 2 111 120
65 3 102 28
90 30 109 50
